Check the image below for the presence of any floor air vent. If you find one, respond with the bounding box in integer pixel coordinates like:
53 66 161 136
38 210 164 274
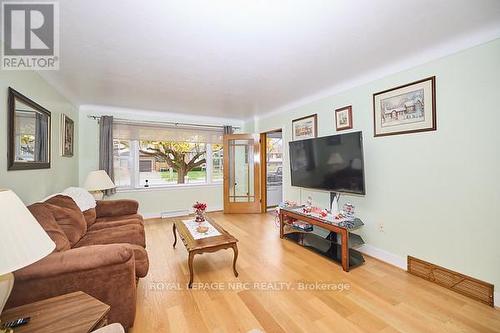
407 256 494 307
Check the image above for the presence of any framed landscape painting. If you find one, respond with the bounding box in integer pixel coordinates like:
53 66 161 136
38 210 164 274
292 114 317 140
61 114 74 157
335 105 353 131
373 76 436 137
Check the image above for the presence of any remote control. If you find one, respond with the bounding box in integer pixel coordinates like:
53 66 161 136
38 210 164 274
1 317 30 328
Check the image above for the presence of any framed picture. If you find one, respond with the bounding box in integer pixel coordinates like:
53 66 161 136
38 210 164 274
61 114 74 157
335 105 353 131
292 114 317 140
373 76 436 137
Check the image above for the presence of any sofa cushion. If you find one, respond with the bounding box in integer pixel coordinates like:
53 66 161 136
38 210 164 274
95 214 143 223
27 203 71 252
89 218 143 232
83 208 97 227
45 195 87 246
96 200 139 218
75 224 146 248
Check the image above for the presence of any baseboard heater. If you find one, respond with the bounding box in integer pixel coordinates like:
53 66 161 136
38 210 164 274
160 209 190 218
407 256 494 307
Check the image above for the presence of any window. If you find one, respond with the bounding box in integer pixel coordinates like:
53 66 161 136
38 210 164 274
112 123 223 189
212 144 223 182
113 140 132 188
14 111 37 161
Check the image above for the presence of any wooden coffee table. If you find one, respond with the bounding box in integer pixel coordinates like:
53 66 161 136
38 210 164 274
172 216 239 288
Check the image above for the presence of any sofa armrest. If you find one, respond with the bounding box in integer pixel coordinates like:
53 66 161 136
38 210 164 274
96 199 139 218
7 245 137 328
13 244 133 280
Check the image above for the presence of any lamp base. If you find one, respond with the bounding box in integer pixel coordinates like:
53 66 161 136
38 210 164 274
89 191 104 200
330 192 340 215
0 273 14 333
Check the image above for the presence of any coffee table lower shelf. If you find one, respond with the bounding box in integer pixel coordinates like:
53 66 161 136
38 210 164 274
284 232 365 269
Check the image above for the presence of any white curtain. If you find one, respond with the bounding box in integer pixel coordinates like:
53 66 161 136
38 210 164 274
113 122 224 143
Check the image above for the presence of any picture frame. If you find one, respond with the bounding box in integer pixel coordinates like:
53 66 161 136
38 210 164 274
335 105 353 131
373 76 436 137
60 114 74 157
292 114 317 141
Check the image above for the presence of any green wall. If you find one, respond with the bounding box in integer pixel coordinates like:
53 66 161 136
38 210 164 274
249 39 500 289
0 71 79 204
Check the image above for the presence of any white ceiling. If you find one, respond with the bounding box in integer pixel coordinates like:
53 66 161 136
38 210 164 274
41 0 500 120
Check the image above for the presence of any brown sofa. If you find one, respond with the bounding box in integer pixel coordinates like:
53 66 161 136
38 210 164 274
5 195 149 330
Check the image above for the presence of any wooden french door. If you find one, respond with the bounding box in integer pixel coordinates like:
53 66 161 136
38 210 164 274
223 134 261 213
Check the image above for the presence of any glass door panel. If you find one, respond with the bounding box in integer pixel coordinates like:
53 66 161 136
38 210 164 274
224 134 261 213
228 140 254 202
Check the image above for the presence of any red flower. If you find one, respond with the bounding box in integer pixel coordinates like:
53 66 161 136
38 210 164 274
193 202 207 210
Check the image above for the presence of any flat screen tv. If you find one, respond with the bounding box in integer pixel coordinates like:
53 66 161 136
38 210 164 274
289 131 365 195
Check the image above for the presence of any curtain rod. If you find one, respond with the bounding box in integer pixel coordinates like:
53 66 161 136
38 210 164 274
87 115 240 130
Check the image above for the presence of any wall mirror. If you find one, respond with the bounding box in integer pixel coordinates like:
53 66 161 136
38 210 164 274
8 87 51 170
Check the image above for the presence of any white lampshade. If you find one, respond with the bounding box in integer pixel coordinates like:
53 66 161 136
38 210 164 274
84 170 116 191
0 190 55 276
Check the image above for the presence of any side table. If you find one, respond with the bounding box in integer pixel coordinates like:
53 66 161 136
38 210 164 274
1 291 110 333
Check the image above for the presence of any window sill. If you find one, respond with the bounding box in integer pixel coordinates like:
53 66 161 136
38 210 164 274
116 182 222 193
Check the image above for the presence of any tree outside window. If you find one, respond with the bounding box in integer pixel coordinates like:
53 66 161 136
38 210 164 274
139 141 206 184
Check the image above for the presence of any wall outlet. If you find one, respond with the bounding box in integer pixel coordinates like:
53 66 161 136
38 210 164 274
378 223 385 232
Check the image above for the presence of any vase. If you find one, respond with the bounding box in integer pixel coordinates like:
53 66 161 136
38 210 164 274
195 209 205 223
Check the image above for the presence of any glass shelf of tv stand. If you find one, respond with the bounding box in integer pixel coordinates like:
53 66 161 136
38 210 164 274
280 206 365 231
284 231 365 269
282 224 365 248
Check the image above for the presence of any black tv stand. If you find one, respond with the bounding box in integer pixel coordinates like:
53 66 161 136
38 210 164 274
279 206 365 271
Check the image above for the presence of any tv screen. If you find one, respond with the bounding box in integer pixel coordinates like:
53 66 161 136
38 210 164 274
289 131 365 194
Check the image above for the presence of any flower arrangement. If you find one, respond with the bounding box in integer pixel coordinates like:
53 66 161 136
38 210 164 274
193 202 207 211
193 202 207 222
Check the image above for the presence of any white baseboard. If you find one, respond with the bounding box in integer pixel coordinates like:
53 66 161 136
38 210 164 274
141 206 223 220
495 292 499 308
356 244 407 270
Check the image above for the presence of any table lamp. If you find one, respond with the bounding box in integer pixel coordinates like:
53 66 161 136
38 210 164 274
0 190 55 332
84 170 116 200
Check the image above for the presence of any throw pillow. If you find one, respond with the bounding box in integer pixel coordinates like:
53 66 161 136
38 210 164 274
45 195 87 246
27 203 71 252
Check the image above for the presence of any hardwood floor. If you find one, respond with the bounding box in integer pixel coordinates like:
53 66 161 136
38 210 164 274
131 212 500 333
